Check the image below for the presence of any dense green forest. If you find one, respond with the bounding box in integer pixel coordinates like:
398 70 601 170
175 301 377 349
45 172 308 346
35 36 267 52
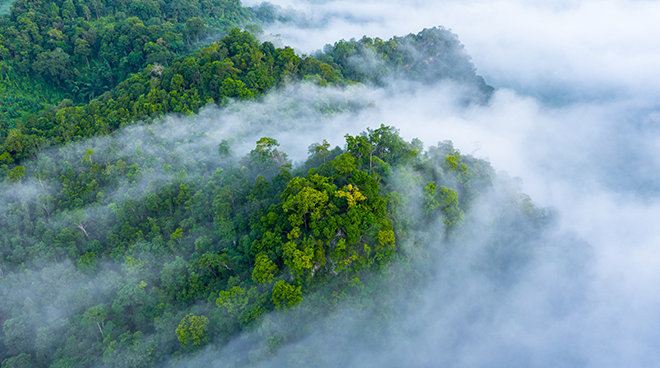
0 118 548 367
0 0 490 169
0 0 540 366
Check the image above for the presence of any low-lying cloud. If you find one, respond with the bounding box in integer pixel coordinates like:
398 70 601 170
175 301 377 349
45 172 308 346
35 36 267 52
248 0 660 101
232 0 660 366
2 0 659 365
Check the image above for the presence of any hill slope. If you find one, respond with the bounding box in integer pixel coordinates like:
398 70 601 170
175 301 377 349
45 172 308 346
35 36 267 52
0 1 504 365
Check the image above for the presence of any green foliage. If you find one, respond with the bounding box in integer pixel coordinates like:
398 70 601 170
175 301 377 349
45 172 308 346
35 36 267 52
102 330 159 368
2 318 34 356
175 314 209 351
252 252 278 284
0 9 513 365
77 251 98 273
0 29 345 166
271 280 302 310
82 304 108 335
1 353 36 368
424 182 464 235
0 0 257 106
319 27 493 99
216 286 258 319
308 139 332 165
0 121 549 367
6 165 24 182
170 228 183 242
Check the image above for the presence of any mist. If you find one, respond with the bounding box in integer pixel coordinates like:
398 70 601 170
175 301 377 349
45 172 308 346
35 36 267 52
247 0 660 99
173 86 660 366
2 0 659 366
221 0 660 366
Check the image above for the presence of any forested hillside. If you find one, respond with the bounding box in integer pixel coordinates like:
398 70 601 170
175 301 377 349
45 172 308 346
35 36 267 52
317 27 493 97
0 116 549 367
0 27 344 165
0 0 533 366
0 0 254 97
0 0 490 169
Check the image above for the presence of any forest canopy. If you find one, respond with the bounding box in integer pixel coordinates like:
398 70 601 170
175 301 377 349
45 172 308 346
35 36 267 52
0 0 540 367
0 0 491 168
0 117 550 367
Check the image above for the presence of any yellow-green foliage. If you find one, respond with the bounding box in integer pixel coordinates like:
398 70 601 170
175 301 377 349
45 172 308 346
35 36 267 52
175 314 210 351
334 184 367 208
252 252 278 284
271 280 303 310
216 286 258 319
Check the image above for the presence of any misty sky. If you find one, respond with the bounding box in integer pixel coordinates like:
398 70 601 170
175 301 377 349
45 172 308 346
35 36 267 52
227 0 660 366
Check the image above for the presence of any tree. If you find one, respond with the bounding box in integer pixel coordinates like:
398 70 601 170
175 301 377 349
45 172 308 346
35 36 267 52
71 210 91 240
217 139 231 158
0 152 14 166
78 252 98 274
282 236 320 281
308 139 331 164
170 228 183 243
256 137 279 155
1 353 36 368
271 280 302 310
7 166 25 183
74 39 92 68
198 253 232 277
32 49 71 86
175 314 209 351
185 17 205 43
241 137 289 178
216 286 257 319
82 304 108 336
2 130 31 160
220 77 254 100
102 331 158 368
424 181 463 234
334 184 367 208
252 252 278 284
282 185 329 229
2 318 34 356
437 186 464 230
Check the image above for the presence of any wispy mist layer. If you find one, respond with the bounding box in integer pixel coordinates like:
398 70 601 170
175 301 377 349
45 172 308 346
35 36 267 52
231 0 660 366
130 77 659 367
248 0 660 103
2 0 660 364
4 69 659 368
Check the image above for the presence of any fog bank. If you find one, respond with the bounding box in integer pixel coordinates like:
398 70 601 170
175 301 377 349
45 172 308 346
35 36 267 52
232 0 660 366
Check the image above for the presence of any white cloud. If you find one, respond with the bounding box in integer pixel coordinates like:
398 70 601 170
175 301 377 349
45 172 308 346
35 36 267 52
248 0 660 99
230 0 660 365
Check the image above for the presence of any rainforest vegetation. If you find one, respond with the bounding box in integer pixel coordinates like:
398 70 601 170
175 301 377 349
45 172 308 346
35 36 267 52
0 0 546 367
